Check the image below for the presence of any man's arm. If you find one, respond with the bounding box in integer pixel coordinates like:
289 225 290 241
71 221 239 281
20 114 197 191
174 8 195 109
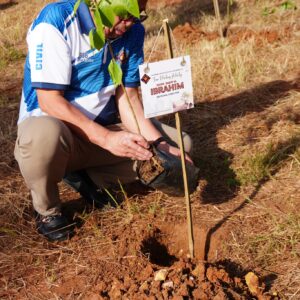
36 89 152 161
116 87 161 141
116 86 193 163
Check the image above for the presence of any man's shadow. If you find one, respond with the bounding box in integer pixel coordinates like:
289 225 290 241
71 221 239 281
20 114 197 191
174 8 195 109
146 0 238 34
180 77 300 205
171 0 238 27
203 134 300 260
0 1 17 10
178 77 300 261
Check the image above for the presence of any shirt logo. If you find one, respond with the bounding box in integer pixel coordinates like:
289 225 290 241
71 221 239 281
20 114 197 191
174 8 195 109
116 50 127 64
77 52 94 63
35 43 43 70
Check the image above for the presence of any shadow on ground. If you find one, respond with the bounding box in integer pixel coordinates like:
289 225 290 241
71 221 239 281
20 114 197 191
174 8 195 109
179 77 300 204
0 0 17 10
146 0 238 34
204 133 300 260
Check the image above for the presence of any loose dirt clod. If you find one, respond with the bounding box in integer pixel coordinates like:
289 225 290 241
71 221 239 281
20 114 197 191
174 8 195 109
154 269 168 281
137 153 165 184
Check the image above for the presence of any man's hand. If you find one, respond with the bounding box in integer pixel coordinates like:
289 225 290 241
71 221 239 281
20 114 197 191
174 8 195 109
103 130 153 161
156 142 193 164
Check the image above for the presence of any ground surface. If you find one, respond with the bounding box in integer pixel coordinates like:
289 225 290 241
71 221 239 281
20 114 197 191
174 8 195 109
0 0 300 299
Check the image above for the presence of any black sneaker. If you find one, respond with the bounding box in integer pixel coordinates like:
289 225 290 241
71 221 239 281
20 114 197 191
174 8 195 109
35 213 74 242
63 170 116 208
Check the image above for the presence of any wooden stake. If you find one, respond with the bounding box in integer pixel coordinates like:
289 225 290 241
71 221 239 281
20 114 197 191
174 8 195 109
163 19 195 259
212 0 223 38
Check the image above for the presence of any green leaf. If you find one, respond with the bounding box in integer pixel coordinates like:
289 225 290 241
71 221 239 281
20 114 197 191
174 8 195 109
94 7 104 29
98 0 116 27
124 0 140 18
110 0 140 19
89 29 95 48
74 0 83 15
89 28 105 50
111 2 129 18
108 60 123 86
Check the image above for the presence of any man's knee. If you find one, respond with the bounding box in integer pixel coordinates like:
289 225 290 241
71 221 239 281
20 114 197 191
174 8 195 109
15 116 73 162
151 119 193 154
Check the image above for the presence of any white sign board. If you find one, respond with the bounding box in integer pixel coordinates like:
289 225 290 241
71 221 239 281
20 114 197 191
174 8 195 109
139 56 194 118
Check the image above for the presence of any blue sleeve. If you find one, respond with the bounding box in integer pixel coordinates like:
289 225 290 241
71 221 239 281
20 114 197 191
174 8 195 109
122 23 145 87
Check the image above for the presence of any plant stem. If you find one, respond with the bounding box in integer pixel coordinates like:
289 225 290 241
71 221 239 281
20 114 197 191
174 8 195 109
107 40 141 135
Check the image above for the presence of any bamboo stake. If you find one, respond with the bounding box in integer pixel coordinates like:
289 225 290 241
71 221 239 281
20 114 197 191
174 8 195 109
163 19 195 259
212 0 223 38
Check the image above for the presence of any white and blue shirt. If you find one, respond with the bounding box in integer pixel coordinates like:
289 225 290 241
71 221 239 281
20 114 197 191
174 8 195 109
18 0 144 125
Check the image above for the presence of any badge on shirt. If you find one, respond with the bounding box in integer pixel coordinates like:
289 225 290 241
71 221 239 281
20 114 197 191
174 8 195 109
116 49 127 64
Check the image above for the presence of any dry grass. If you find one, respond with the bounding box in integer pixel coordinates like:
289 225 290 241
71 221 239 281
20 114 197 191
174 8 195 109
0 0 300 298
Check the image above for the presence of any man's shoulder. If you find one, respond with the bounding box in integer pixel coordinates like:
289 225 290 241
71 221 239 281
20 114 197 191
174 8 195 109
130 23 145 37
123 23 145 43
31 0 76 33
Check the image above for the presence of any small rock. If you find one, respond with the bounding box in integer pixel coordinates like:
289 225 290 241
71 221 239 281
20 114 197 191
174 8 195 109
172 296 184 300
193 288 209 300
152 280 161 289
192 263 205 281
173 277 181 286
181 274 188 280
139 281 149 292
177 283 189 297
123 276 132 289
154 269 168 281
162 281 174 289
140 264 153 280
128 283 139 294
82 292 103 300
162 289 169 299
108 285 122 299
245 272 260 296
213 290 229 300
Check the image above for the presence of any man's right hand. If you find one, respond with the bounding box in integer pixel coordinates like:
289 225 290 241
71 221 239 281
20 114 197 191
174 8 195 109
36 89 152 161
102 130 153 161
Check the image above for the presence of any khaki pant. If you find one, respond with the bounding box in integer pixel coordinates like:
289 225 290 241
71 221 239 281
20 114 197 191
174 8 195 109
14 116 192 216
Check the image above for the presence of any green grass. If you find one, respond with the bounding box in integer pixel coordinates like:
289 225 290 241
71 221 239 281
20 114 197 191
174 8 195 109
236 137 300 186
0 46 25 70
247 212 300 266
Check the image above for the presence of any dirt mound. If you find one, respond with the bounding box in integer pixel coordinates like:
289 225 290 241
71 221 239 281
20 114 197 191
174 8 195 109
70 225 275 300
173 22 293 46
89 261 272 299
148 0 184 9
173 23 219 43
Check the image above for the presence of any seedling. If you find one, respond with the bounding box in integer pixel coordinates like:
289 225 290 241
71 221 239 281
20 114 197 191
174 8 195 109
74 0 197 258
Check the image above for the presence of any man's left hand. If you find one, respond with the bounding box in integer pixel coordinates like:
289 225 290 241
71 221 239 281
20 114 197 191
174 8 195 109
156 142 193 164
